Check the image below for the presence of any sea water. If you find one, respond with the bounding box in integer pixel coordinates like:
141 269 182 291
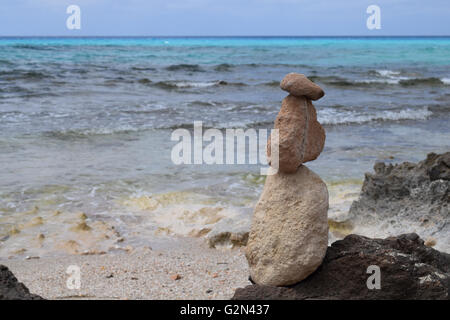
1 37 449 257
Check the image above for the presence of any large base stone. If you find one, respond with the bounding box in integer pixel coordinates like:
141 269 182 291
246 165 329 286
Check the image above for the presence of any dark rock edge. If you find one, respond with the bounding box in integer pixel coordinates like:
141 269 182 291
0 265 43 300
233 233 450 300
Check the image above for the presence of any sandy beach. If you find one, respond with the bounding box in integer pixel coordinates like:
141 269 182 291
0 238 250 300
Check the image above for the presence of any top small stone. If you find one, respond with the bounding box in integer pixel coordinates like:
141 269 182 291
280 73 325 101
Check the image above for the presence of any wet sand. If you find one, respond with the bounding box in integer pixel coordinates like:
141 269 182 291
0 238 250 300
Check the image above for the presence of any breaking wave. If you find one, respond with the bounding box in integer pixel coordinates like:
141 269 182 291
151 80 244 89
310 73 449 87
318 106 433 125
41 126 143 139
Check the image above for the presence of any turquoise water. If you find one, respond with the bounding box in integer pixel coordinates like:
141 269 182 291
0 37 449 257
2 37 450 66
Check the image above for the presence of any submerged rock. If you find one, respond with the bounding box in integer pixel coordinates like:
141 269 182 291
233 233 450 300
246 165 329 286
206 209 251 248
0 265 43 300
348 152 450 252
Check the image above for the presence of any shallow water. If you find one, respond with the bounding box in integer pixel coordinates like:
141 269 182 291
1 37 449 257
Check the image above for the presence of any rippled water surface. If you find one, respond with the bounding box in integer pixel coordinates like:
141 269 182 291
1 37 449 257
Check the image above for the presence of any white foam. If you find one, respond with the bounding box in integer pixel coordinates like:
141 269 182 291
357 79 401 84
175 81 221 88
375 69 401 77
371 69 411 84
351 222 450 253
441 78 450 85
55 125 141 137
318 106 432 125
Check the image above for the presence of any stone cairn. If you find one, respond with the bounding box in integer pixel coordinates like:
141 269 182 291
245 73 329 286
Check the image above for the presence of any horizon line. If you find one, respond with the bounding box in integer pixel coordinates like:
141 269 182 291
1 35 450 38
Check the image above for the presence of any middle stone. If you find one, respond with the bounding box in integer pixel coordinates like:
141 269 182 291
267 94 325 173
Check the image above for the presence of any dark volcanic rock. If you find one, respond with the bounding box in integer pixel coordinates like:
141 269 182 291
232 234 450 300
0 265 43 300
348 152 450 252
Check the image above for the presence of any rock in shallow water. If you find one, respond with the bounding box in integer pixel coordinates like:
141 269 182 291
348 152 450 252
246 165 329 286
0 265 43 300
267 94 325 173
234 233 450 300
206 209 251 248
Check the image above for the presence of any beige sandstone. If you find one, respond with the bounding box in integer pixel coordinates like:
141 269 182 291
280 72 324 100
267 94 325 173
246 165 329 286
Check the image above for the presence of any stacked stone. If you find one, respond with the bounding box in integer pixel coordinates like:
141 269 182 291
245 73 329 286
